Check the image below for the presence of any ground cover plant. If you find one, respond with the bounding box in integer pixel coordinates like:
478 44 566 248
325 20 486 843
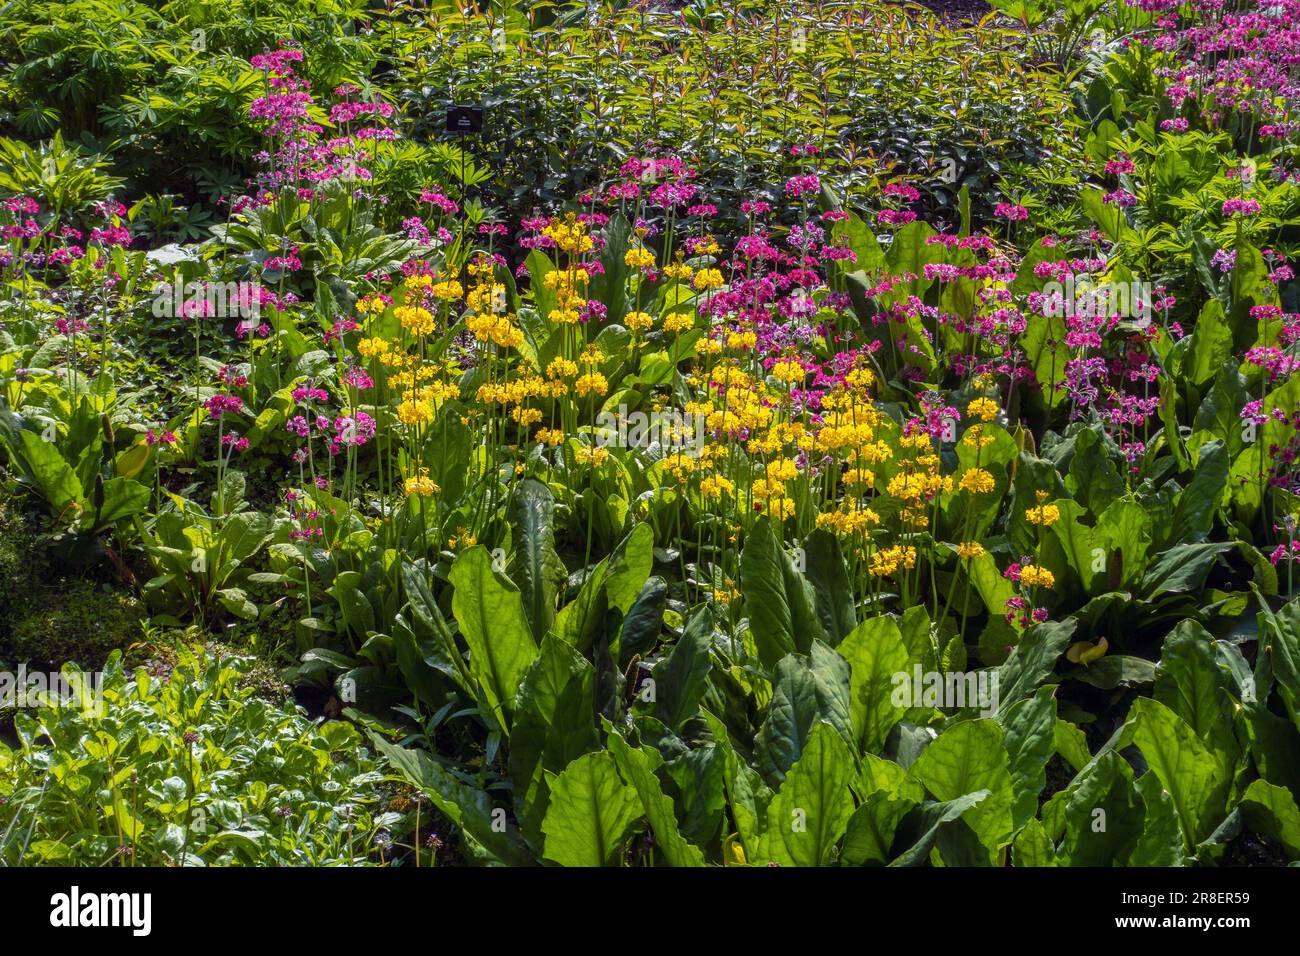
0 0 1299 868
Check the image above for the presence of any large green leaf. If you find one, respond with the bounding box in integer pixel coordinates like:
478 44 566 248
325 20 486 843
605 731 705 866
836 615 911 755
803 529 857 644
1153 621 1239 780
1130 697 1227 848
508 479 567 642
889 791 992 866
740 516 827 669
996 618 1075 708
449 546 540 731
541 751 641 867
1239 779 1300 860
370 732 533 866
762 723 855 866
755 641 854 787
510 635 598 846
999 687 1057 830
650 606 714 731
908 719 1015 862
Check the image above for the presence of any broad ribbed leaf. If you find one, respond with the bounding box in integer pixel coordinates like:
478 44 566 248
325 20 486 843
763 723 855 866
370 732 533 866
449 546 539 731
755 641 854 787
541 751 641 867
651 606 714 730
509 479 566 641
606 732 704 867
740 516 826 669
1130 697 1227 848
836 615 910 755
908 719 1015 862
510 635 598 847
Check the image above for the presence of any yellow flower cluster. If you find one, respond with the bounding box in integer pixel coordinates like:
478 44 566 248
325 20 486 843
869 545 917 578
1025 490 1061 527
624 247 656 269
1019 564 1056 589
967 397 999 422
542 214 594 255
404 472 440 497
692 268 724 291
958 467 995 495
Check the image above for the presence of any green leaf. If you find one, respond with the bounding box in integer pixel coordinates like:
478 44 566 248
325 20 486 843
1171 440 1228 543
1239 779 1300 860
1154 621 1239 780
762 723 855 866
370 732 533 866
220 511 271 562
1130 697 1227 848
755 641 854 787
1059 751 1145 866
908 719 1015 862
999 687 1057 829
740 516 827 669
509 479 567 642
889 791 992 866
996 618 1075 708
9 429 82 512
842 789 917 866
836 615 911 755
606 731 704 866
541 751 641 867
449 546 540 731
510 635 598 847
1012 818 1058 867
803 529 857 644
650 607 714 731
1140 542 1233 599
1186 300 1233 386
1131 771 1187 866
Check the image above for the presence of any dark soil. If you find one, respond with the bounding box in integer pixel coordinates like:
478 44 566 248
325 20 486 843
1221 831 1289 867
894 0 992 20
